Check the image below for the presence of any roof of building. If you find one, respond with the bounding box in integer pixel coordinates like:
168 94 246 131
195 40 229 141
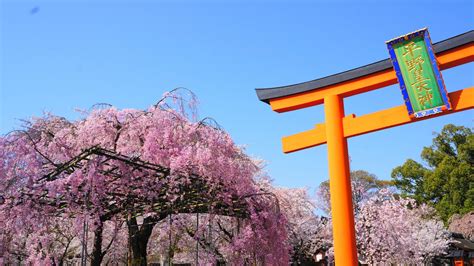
453 238 474 251
255 30 474 104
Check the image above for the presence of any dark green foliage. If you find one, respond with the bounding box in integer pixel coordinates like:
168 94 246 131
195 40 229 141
391 124 474 222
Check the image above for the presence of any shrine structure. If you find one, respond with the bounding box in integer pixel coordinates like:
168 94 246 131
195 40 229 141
256 30 473 265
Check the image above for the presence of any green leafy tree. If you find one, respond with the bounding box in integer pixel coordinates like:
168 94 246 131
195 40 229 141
391 124 474 222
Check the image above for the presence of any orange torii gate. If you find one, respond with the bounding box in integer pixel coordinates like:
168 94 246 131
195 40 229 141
256 30 473 265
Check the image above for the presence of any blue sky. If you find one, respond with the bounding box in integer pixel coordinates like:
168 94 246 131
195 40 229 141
1 0 473 192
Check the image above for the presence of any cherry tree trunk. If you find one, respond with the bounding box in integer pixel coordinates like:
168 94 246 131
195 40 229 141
128 216 158 266
91 222 104 266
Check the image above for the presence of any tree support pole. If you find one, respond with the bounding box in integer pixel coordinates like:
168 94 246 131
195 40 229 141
324 94 358 265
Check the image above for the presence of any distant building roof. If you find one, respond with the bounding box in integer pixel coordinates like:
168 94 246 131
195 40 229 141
256 30 474 104
445 234 474 258
453 238 474 251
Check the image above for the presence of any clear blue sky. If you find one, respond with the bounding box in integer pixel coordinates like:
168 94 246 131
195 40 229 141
1 0 473 192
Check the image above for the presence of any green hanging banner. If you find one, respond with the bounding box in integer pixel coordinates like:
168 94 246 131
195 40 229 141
386 28 451 118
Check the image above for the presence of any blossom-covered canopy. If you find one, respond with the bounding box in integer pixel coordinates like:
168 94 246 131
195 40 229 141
0 94 289 264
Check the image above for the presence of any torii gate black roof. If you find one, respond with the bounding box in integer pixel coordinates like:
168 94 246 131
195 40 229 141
256 30 474 104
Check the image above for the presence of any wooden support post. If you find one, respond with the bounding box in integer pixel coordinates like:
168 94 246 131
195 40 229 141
324 94 358 265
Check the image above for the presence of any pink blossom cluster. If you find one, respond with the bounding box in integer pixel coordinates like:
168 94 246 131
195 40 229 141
0 94 289 265
355 189 450 264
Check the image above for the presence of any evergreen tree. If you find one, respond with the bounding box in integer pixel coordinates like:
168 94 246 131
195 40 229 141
391 124 474 222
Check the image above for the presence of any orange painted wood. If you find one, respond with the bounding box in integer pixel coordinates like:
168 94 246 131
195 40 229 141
282 87 474 153
324 94 358 265
282 123 327 153
270 43 474 113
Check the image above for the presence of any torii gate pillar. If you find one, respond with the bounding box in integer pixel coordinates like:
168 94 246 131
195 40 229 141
324 94 358 265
